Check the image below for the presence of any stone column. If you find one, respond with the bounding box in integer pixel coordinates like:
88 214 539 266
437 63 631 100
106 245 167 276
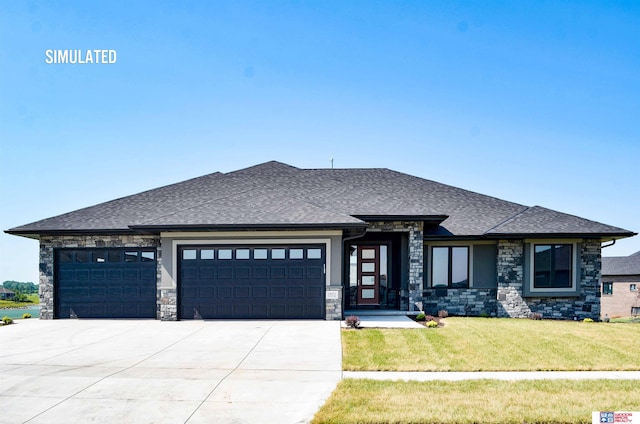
496 239 529 317
408 222 424 312
580 239 602 319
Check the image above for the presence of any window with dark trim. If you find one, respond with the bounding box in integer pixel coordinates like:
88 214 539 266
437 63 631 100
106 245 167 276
632 307 640 316
602 281 613 295
533 244 573 289
431 246 469 288
630 284 637 292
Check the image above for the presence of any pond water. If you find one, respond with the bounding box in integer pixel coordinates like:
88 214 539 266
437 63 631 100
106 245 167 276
1 306 41 320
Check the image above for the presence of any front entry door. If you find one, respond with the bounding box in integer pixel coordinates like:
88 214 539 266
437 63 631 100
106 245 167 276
357 246 380 305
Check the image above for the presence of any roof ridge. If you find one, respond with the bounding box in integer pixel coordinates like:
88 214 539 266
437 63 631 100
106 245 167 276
483 206 531 235
139 186 260 225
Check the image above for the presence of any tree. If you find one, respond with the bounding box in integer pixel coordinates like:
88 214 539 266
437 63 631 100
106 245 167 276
1 281 38 294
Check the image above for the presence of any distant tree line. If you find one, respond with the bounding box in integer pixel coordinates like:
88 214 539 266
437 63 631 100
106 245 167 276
2 281 38 294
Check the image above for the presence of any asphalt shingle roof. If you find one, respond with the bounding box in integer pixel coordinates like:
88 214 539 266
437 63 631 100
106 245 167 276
6 161 636 239
602 251 640 276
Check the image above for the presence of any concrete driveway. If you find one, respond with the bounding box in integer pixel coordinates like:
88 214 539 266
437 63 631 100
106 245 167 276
0 319 342 424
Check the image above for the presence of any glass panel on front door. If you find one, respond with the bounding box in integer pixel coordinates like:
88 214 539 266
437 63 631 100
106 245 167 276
357 245 380 305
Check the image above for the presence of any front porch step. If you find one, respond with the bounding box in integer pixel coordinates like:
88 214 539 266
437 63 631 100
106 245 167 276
344 309 413 316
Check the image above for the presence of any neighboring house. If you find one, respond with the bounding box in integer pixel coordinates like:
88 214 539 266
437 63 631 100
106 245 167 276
5 161 636 321
0 287 16 300
601 251 640 318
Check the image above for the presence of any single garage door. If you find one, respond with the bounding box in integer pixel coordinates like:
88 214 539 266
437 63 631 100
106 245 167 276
179 245 325 319
55 248 157 319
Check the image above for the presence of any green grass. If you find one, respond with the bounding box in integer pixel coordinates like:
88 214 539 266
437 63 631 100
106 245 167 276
342 317 640 371
312 379 640 424
0 293 39 309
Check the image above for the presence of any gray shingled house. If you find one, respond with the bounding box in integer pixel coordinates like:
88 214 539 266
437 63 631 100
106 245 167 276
6 161 636 321
601 251 640 317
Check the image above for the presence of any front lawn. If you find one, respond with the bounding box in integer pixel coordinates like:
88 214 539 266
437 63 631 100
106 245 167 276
342 317 640 371
312 379 640 424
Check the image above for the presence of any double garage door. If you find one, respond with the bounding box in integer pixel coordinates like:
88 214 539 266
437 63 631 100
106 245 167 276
55 248 157 319
55 244 326 320
179 245 326 319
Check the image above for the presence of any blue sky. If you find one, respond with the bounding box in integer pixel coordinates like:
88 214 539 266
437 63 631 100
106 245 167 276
1 0 638 283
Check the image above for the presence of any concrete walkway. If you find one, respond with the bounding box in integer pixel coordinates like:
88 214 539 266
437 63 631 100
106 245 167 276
0 319 342 424
344 371 640 381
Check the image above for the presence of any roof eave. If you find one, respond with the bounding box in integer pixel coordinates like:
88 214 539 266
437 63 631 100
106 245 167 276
483 231 637 240
4 228 139 239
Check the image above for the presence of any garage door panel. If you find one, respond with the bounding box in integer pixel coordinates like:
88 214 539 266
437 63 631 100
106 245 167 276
218 268 233 279
76 270 90 281
253 267 268 279
179 245 325 319
253 287 268 297
236 267 251 279
307 286 323 297
307 266 323 279
108 287 123 297
90 287 106 297
200 267 215 279
270 286 286 297
91 270 106 280
288 287 304 298
141 269 156 279
108 270 123 280
56 248 157 319
124 270 139 280
288 267 304 279
199 287 214 299
234 287 250 298
217 286 233 298
270 267 286 279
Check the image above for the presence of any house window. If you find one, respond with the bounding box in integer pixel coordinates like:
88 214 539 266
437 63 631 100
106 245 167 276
631 284 637 292
431 246 469 288
533 244 573 289
632 307 640 316
602 282 613 295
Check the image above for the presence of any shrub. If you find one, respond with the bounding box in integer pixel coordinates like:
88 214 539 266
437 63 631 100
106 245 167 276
425 315 436 322
427 320 438 328
416 312 426 321
2 316 13 325
22 313 32 319
529 312 543 320
583 318 594 323
438 310 449 318
345 315 360 329
479 311 490 318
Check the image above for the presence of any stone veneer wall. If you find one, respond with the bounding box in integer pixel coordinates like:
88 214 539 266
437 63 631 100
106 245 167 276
38 235 161 320
325 287 342 320
367 221 424 312
495 239 602 320
422 289 498 316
